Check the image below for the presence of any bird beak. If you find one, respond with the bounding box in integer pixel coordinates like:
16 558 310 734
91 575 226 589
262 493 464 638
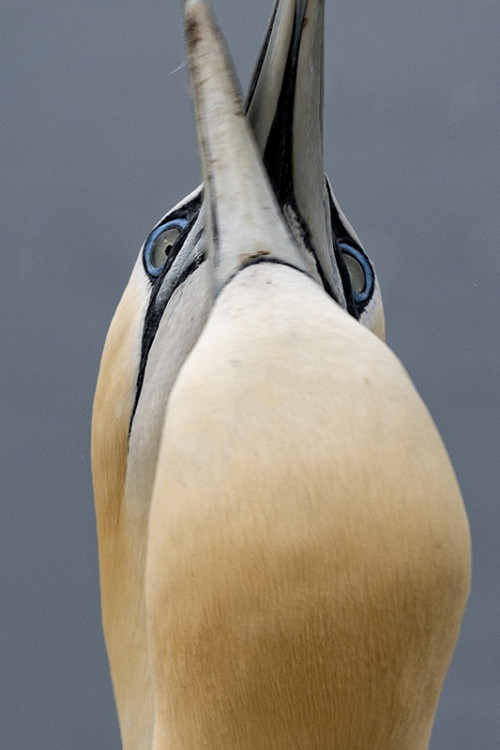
184 0 346 304
184 0 313 293
246 0 346 306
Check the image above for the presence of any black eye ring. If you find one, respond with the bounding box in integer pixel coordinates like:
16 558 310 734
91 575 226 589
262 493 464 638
338 241 374 306
143 218 188 278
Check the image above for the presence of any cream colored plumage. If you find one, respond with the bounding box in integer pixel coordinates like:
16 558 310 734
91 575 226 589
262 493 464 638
92 1 470 749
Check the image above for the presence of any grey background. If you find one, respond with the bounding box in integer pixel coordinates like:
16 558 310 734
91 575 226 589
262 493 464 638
1 0 498 747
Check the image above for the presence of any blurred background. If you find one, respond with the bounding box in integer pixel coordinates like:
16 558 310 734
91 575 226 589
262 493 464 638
1 1 498 747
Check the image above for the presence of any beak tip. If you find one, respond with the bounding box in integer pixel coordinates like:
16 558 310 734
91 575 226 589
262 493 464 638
183 0 204 44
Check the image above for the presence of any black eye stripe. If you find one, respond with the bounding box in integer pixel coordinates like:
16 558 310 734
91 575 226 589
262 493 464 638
131 195 203 435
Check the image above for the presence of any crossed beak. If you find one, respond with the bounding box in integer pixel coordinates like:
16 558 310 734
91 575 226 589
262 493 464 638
184 0 346 306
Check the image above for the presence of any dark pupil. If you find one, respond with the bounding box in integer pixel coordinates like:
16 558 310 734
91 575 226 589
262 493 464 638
151 229 180 268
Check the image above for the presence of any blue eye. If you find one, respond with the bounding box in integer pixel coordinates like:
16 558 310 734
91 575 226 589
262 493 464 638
338 241 374 306
143 219 188 278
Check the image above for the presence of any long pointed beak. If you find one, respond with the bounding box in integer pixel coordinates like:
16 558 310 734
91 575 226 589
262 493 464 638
184 0 315 293
246 0 346 306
